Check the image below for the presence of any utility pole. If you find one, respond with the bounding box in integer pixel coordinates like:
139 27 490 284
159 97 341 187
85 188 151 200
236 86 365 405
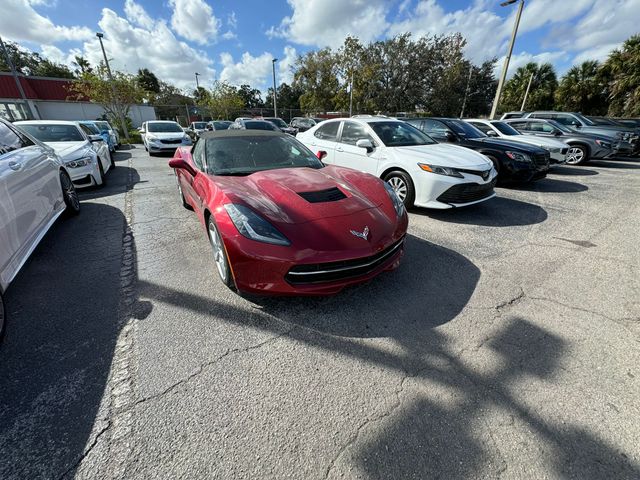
272 58 278 118
460 67 473 118
0 35 35 120
96 32 129 140
490 0 525 119
349 71 354 117
520 71 534 111
195 72 200 89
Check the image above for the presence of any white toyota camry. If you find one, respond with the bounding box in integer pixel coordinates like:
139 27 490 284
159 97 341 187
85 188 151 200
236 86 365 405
15 120 112 188
296 116 497 209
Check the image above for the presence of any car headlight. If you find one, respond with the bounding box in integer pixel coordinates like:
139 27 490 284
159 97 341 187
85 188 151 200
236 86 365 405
146 135 158 142
505 151 531 162
65 156 92 168
418 163 463 178
595 139 611 149
383 181 405 217
182 135 192 143
224 204 290 246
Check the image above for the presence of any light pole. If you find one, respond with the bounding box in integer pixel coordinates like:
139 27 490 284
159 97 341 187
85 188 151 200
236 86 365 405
520 71 534 111
0 35 35 120
489 0 525 119
96 32 129 140
460 66 473 118
349 70 354 117
272 58 278 118
195 72 200 89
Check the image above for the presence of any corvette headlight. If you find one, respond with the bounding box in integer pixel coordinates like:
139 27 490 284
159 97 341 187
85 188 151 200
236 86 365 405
65 156 92 168
505 151 531 162
383 181 405 217
224 204 290 246
595 139 611 149
418 163 463 178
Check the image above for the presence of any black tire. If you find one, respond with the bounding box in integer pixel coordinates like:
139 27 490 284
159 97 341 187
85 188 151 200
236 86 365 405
486 155 500 175
383 170 415 208
0 291 6 343
176 177 193 210
566 144 589 165
60 171 80 216
96 158 106 186
207 217 234 290
149 151 157 157
109 150 116 169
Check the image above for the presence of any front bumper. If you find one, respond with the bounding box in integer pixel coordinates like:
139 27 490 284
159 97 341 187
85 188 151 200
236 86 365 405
67 163 101 188
221 221 407 296
549 148 567 164
148 140 191 152
413 168 497 209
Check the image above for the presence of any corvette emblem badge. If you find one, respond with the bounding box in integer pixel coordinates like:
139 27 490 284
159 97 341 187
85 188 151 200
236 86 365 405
350 226 369 240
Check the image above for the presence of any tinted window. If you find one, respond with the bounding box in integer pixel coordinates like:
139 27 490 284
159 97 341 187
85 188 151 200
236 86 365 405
421 119 449 135
193 122 208 129
244 121 277 131
0 122 31 154
79 124 98 136
530 122 556 133
205 135 323 175
491 121 520 135
148 122 183 133
445 120 486 138
314 121 340 140
19 124 84 142
469 122 492 134
192 138 205 171
530 113 554 120
370 121 436 147
94 121 110 131
507 121 529 132
405 119 423 129
213 121 230 130
265 118 288 128
339 121 374 146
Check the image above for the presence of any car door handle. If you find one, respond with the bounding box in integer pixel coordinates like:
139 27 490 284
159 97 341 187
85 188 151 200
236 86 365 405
336 147 344 152
8 161 22 171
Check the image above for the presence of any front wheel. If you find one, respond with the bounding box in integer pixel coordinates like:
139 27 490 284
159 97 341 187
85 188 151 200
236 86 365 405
96 158 106 186
384 170 415 208
207 217 234 289
566 145 589 165
60 171 80 216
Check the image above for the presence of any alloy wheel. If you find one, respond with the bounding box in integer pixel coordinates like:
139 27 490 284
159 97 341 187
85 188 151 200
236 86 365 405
208 223 229 283
566 147 585 165
61 173 80 211
387 177 407 202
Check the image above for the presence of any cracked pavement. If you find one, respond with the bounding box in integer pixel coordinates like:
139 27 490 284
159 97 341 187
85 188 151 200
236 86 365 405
0 149 638 479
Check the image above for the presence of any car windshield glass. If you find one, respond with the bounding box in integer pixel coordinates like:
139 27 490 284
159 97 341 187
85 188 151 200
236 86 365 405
547 120 572 133
266 118 287 128
206 135 323 175
370 121 436 146
573 113 594 126
298 119 315 126
491 121 521 136
20 124 84 142
95 121 110 131
193 122 208 129
148 122 183 133
213 121 231 130
81 123 100 134
446 119 486 138
244 121 276 130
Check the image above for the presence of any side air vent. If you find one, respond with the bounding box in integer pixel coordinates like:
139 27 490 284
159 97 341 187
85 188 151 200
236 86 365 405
297 187 347 203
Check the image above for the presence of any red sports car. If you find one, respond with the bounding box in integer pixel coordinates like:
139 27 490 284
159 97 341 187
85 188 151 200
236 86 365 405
169 130 408 295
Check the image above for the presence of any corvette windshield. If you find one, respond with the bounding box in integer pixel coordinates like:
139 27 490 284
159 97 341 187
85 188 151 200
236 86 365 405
206 135 323 175
370 121 436 147
20 124 84 142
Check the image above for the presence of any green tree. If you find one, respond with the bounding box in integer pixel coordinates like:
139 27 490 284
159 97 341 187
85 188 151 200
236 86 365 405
501 62 557 112
0 40 74 78
602 34 640 117
265 83 303 115
136 68 160 95
206 81 244 119
555 61 607 114
237 84 264 109
293 48 340 113
30 58 74 78
69 65 145 133
72 55 92 75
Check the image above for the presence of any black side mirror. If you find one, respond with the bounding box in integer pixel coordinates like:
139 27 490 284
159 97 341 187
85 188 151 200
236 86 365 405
554 130 562 136
445 131 457 142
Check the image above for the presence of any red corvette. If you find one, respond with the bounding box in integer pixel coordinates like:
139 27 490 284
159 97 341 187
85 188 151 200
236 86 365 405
169 130 408 295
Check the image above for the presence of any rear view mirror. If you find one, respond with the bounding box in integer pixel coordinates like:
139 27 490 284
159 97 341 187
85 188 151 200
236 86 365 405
445 131 457 142
486 130 498 137
169 158 197 177
88 135 103 142
316 150 327 160
356 138 374 152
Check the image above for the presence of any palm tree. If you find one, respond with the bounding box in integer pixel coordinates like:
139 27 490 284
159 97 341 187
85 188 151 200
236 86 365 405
72 55 92 75
555 61 607 114
602 35 640 116
501 62 557 112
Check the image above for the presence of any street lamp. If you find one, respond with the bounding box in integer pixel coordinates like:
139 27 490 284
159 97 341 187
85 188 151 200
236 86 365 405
489 0 525 119
272 58 278 118
96 32 129 140
195 72 200 89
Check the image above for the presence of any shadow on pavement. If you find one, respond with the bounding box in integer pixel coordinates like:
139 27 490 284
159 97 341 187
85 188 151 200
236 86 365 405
550 165 598 176
78 165 143 201
588 159 640 169
419 196 548 227
509 177 588 193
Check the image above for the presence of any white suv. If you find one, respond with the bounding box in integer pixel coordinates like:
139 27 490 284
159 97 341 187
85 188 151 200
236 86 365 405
296 117 497 209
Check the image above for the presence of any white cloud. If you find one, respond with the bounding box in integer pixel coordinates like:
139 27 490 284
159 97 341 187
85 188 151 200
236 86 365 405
0 0 92 44
222 31 237 40
267 0 389 48
124 0 154 30
278 46 297 85
219 51 273 88
495 50 570 78
169 0 221 45
227 11 237 29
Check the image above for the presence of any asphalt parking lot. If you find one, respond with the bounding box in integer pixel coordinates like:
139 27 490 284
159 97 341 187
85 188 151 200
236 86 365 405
1 146 639 479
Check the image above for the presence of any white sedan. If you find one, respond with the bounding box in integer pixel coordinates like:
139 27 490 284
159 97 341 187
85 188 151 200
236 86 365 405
296 116 497 209
0 118 80 340
465 119 569 164
15 120 112 188
140 120 192 156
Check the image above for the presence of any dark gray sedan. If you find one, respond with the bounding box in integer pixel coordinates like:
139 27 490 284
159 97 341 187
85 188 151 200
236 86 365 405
504 118 632 165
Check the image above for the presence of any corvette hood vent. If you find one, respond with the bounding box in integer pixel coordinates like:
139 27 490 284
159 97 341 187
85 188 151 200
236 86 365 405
297 187 347 203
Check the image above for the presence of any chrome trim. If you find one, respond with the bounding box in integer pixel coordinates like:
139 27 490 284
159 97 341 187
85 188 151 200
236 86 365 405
287 240 404 277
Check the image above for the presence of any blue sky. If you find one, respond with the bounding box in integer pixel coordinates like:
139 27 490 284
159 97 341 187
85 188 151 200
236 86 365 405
1 0 638 93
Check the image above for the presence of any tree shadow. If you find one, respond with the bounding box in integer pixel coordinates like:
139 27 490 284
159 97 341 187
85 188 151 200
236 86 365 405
77 166 144 201
550 165 599 176
416 197 548 227
588 159 640 169
0 204 149 478
508 178 588 193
